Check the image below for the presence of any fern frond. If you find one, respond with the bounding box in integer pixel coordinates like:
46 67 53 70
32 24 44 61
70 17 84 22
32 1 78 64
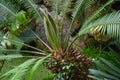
64 0 85 51
60 0 71 26
70 0 115 49
84 0 95 10
72 0 95 22
72 0 84 22
88 11 120 40
83 0 114 28
0 0 17 18
65 0 95 48
0 59 36 80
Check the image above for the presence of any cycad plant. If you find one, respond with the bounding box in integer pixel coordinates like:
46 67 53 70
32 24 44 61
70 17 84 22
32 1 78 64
0 0 120 80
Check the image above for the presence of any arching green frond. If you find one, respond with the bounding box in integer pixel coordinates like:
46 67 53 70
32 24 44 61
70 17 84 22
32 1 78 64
0 54 22 60
0 37 45 52
69 0 115 49
72 0 95 22
65 0 96 46
59 0 72 32
89 69 120 80
84 0 95 10
28 54 51 80
88 11 120 40
0 0 17 19
43 11 61 50
72 0 83 22
83 0 114 28
0 59 36 80
89 58 120 80
61 0 71 20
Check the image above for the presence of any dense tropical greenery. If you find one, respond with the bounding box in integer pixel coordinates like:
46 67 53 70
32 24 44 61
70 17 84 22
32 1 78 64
0 0 120 80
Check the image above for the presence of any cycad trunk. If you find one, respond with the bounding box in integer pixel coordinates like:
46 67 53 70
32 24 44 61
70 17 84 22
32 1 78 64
46 47 93 80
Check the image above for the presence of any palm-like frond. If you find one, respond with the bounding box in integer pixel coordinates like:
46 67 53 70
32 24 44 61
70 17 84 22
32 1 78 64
84 0 95 10
82 0 114 28
0 37 45 53
28 54 51 80
65 0 96 50
43 11 61 50
56 0 71 38
30 29 52 51
0 54 23 60
89 58 120 80
72 0 83 23
88 11 120 40
72 0 95 22
0 0 120 80
0 59 36 80
68 0 115 48
61 0 71 21
0 49 45 55
0 0 17 19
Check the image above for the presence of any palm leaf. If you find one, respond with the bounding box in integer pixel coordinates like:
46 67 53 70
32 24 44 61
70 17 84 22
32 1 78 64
72 0 95 22
88 75 102 80
84 0 95 10
89 69 120 80
30 29 52 51
42 10 61 50
64 0 95 51
94 61 120 77
0 49 46 55
0 0 17 19
88 11 120 40
72 0 84 22
0 54 23 60
100 58 120 74
89 58 120 80
60 0 71 24
82 0 114 28
0 59 36 80
60 0 72 49
0 37 45 53
28 54 51 80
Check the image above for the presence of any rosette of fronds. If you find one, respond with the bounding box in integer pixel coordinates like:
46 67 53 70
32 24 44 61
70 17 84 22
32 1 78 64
1 0 120 80
41 0 120 79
